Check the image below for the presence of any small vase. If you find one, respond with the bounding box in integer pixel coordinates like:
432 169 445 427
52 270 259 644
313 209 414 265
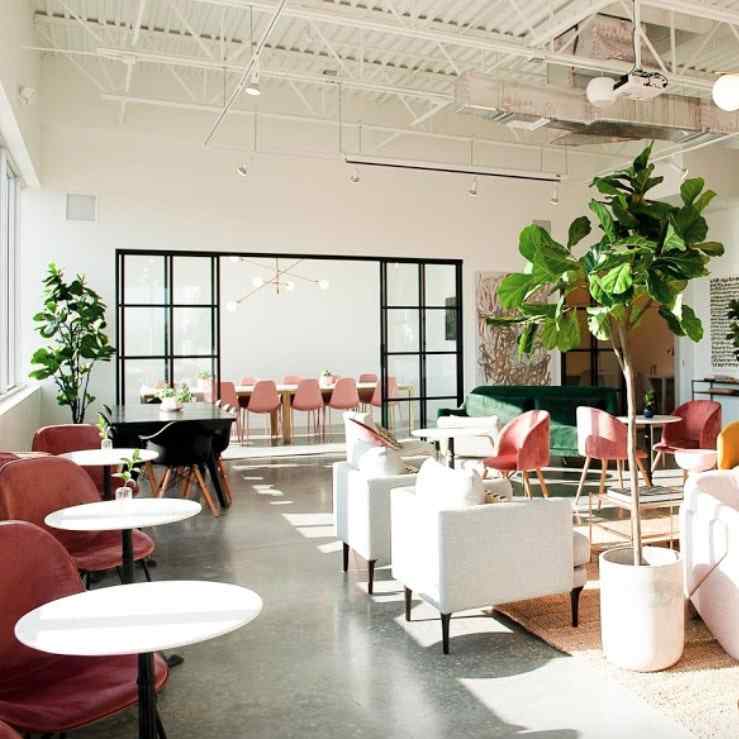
161 397 180 412
116 485 134 502
101 437 113 450
643 407 655 419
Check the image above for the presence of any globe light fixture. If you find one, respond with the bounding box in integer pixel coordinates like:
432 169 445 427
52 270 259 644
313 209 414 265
586 76 616 108
713 74 739 112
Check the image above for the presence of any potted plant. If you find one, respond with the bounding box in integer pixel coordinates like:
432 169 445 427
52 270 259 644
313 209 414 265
320 369 334 387
113 448 143 500
196 370 212 393
158 386 180 412
97 404 114 450
30 263 116 424
489 143 722 671
643 389 656 418
176 383 192 404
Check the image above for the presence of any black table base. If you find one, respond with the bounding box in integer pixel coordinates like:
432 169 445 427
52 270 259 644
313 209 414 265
138 652 167 739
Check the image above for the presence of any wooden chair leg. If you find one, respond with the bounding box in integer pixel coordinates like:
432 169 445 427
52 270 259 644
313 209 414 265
653 451 663 470
522 470 532 498
156 468 172 498
598 459 608 509
144 463 159 495
192 465 220 517
617 459 624 488
574 456 591 506
180 467 193 499
635 456 653 487
217 458 234 504
535 468 549 497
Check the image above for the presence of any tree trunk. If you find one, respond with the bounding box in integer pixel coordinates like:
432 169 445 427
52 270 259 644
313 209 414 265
618 326 643 566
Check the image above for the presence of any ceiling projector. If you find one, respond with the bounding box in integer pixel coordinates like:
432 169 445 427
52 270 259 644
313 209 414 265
587 70 669 108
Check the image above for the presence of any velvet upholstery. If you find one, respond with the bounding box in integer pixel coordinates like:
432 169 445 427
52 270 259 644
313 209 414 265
718 421 739 470
576 406 648 461
0 721 20 739
655 400 722 453
0 521 167 734
484 410 550 474
439 385 620 457
0 457 154 573
31 424 123 497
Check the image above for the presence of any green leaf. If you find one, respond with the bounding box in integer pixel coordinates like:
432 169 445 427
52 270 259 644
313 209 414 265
497 273 534 310
586 306 612 341
694 241 724 257
673 206 708 244
520 303 557 318
589 200 616 243
659 306 685 336
517 323 537 355
694 190 716 214
646 269 678 307
592 178 621 196
539 312 580 351
486 315 528 326
600 262 633 295
567 216 592 249
663 222 686 252
680 177 704 206
633 142 654 172
680 304 703 342
611 198 639 229
518 224 563 262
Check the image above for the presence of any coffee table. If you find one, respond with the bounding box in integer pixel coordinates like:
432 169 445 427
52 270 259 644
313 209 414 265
60 448 159 500
15 581 263 739
411 427 494 468
617 415 681 476
605 485 683 548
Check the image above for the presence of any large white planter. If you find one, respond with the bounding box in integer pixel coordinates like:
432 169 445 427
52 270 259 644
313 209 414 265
600 546 684 672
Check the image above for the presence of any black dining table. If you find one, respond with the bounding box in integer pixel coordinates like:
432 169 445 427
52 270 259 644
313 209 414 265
108 403 235 509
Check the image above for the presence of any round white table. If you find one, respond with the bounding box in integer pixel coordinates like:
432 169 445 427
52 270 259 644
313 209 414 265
45 498 201 584
617 415 681 475
15 581 263 739
60 448 159 501
411 427 494 468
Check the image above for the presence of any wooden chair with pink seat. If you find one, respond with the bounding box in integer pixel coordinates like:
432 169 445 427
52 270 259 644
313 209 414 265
218 381 243 443
245 380 282 443
358 372 378 411
237 375 257 417
483 410 551 497
292 379 324 436
653 400 722 469
326 378 360 431
369 377 400 429
574 406 652 510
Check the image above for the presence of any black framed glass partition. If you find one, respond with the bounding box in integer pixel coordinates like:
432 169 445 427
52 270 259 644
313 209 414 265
116 252 220 405
380 260 463 429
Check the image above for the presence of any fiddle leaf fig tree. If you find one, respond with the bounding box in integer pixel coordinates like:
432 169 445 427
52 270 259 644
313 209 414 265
30 263 116 424
488 143 723 566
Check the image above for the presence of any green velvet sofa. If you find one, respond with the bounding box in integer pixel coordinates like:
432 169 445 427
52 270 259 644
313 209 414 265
438 385 621 458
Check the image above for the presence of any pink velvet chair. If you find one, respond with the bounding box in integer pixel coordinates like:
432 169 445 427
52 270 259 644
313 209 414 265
369 377 401 429
326 378 360 431
483 410 550 497
358 372 378 409
283 375 304 384
0 721 20 739
575 406 653 509
292 379 324 436
218 381 243 443
246 380 281 443
653 400 722 468
238 376 257 411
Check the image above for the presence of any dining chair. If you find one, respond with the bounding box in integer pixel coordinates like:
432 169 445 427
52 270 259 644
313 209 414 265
283 375 304 384
574 407 653 511
483 410 551 497
327 378 361 431
653 400 722 468
218 381 243 443
0 720 20 739
238 376 257 415
210 414 235 506
292 379 325 436
246 380 282 443
369 376 400 429
0 456 155 583
358 372 378 411
0 521 168 737
141 421 221 517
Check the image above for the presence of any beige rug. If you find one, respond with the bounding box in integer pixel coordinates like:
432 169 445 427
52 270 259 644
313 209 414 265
496 560 739 739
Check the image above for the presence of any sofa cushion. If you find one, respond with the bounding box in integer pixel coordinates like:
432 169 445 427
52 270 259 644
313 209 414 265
573 531 591 567
357 447 405 477
415 458 486 509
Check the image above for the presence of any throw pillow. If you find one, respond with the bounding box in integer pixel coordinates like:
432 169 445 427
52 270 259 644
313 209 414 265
344 411 383 467
415 458 486 509
357 447 405 477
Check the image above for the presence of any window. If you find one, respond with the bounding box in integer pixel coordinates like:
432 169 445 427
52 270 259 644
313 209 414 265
0 150 19 395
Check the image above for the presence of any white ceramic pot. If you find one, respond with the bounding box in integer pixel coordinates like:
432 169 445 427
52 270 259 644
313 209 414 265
100 437 113 450
600 546 684 672
160 396 181 412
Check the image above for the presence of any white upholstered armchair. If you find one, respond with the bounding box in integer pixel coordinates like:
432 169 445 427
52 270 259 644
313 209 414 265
391 472 589 654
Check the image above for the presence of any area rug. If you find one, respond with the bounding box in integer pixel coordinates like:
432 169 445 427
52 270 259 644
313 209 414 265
495 562 739 739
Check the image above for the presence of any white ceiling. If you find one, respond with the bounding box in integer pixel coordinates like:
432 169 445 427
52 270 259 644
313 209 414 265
28 0 739 155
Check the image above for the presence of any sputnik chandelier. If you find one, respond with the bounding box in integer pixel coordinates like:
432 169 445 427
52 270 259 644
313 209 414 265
225 257 329 311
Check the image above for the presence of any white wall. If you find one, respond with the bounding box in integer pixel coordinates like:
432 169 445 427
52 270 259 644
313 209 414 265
0 0 40 184
20 60 611 425
0 386 41 450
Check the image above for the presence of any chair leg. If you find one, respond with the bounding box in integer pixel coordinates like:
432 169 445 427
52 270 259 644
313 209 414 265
141 559 152 583
404 587 412 622
144 462 159 495
617 459 624 488
441 613 451 655
156 468 172 498
368 559 376 595
193 465 220 517
535 468 549 497
598 459 608 509
217 458 234 504
180 467 193 499
571 586 584 627
635 456 653 487
574 456 591 506
653 451 663 470
342 542 349 572
522 470 532 498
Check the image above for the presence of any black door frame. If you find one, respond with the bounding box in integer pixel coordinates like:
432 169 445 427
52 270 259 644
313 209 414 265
115 249 464 424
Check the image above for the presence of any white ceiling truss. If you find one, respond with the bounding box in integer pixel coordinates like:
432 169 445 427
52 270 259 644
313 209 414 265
28 0 739 159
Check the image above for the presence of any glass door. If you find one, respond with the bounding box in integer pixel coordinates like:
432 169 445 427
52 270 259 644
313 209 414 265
379 260 463 431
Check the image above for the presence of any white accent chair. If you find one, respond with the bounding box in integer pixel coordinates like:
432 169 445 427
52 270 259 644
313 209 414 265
681 470 739 659
391 461 589 654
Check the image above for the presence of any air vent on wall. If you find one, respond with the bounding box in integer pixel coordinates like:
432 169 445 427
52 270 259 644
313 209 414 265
66 193 97 222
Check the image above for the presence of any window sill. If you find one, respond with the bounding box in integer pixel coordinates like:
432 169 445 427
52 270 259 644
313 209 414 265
0 384 40 417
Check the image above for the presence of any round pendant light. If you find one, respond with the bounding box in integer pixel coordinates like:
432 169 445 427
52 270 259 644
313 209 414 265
713 74 739 112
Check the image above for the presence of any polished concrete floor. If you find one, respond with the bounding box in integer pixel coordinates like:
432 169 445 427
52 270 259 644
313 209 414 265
76 454 693 739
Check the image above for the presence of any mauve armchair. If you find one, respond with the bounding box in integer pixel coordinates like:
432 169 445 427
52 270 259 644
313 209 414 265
0 521 168 736
483 410 551 497
653 400 721 468
0 721 20 739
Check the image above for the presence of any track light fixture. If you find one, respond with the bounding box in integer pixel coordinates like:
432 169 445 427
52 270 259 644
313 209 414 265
245 65 261 97
549 181 560 206
468 176 478 197
236 164 248 177
350 167 360 183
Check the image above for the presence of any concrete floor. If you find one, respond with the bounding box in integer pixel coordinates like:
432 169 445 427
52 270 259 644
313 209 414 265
75 453 693 739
